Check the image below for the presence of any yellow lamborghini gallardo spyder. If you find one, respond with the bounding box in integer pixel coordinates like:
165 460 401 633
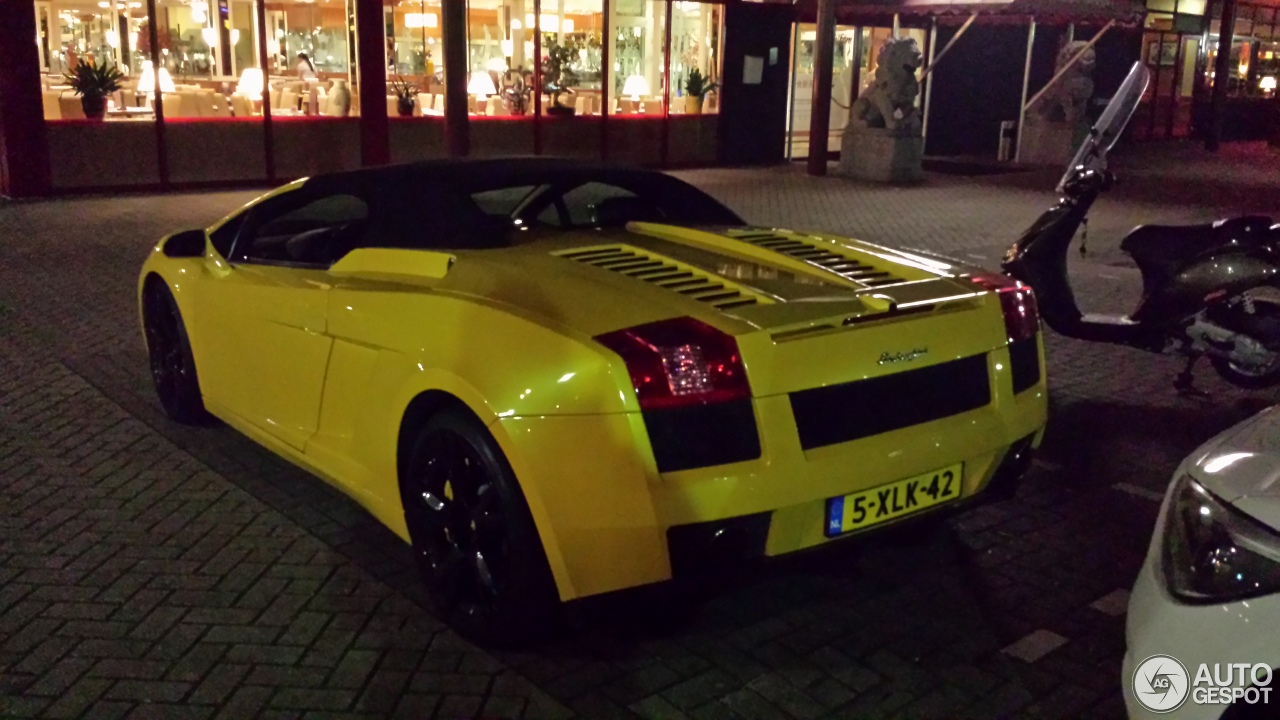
138 159 1047 644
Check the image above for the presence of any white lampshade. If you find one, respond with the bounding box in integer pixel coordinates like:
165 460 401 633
138 60 175 95
237 67 266 97
468 72 497 98
1262 76 1278 92
622 74 650 100
230 29 240 46
201 27 218 48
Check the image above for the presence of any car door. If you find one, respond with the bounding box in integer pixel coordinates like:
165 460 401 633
196 187 369 451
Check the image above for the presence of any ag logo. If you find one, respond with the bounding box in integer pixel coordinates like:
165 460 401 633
1134 654 1190 713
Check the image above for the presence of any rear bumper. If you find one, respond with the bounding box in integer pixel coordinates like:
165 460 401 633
492 337 1048 601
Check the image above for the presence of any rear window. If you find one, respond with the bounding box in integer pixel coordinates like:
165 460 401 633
472 185 539 217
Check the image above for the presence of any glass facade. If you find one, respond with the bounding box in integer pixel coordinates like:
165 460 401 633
1140 0 1279 140
21 0 726 194
784 23 926 159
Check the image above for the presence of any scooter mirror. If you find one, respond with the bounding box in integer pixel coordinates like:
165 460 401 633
1057 62 1152 193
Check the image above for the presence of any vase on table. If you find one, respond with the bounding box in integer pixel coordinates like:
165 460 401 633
330 79 351 117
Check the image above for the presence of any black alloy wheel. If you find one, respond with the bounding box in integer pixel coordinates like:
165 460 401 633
402 408 558 646
142 283 209 424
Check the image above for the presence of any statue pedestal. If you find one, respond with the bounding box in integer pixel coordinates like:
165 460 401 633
1019 121 1075 166
837 128 924 184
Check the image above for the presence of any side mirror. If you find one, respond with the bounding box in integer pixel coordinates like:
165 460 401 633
162 229 207 258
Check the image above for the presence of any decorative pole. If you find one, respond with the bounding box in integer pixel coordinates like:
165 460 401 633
1014 18 1036 163
1207 0 1237 151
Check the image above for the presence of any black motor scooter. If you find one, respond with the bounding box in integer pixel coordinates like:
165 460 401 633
1003 63 1280 391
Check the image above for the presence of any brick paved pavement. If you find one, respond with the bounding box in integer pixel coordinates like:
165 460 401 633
2 142 1279 719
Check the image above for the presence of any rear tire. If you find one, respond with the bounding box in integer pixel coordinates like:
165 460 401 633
142 282 210 424
401 407 559 647
1210 355 1280 390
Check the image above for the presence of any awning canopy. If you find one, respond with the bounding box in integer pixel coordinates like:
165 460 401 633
811 0 1147 25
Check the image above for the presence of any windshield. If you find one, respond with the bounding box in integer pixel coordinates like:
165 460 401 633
1058 62 1152 191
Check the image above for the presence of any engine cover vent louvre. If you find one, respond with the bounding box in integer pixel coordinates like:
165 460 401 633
556 245 776 310
728 230 908 288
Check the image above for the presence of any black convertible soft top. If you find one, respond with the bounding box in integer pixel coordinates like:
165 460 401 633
287 156 745 251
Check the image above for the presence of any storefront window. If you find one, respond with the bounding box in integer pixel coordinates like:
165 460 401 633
539 0 604 115
387 0 444 116
40 0 148 76
608 0 666 115
668 1 720 114
265 0 352 76
785 23 859 158
1206 2 1279 98
465 0 524 116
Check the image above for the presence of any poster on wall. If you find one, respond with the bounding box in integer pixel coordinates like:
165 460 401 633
744 55 764 84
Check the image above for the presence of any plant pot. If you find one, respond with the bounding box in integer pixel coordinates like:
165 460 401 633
547 104 575 117
81 95 108 121
683 95 703 115
396 99 415 117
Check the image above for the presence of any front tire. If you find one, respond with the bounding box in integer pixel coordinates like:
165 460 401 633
401 407 559 647
142 282 210 424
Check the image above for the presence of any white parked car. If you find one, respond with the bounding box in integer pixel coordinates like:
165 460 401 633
1125 405 1280 719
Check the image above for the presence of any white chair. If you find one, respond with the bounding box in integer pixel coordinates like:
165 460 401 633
230 93 254 117
57 95 86 120
180 91 204 117
42 90 62 120
643 97 664 116
195 90 218 117
432 95 444 114
486 96 504 116
416 93 433 116
209 93 232 117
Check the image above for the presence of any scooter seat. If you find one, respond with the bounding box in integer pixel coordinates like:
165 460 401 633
1121 215 1274 275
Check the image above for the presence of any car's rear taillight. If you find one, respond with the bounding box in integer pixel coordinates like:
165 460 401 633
969 273 1039 343
595 317 751 411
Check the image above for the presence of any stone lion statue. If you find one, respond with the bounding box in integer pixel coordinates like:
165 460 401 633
1032 41 1096 125
848 38 923 137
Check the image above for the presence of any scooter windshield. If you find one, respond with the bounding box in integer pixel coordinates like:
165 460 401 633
1058 62 1152 191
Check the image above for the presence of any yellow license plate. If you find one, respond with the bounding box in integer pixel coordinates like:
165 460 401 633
825 463 963 537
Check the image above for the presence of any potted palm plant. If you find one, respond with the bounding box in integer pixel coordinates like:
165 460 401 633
391 76 417 117
65 59 125 121
683 67 718 115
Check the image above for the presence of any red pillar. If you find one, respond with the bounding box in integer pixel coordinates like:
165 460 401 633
806 0 835 176
443 0 470 157
0 0 51 197
356 0 390 166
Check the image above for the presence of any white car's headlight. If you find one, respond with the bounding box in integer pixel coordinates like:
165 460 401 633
1162 475 1280 603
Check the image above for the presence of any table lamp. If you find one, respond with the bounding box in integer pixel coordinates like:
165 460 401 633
137 60 175 98
237 67 266 97
1262 76 1277 94
468 71 497 103
622 74 650 102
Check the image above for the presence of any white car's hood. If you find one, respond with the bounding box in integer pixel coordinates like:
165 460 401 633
1188 406 1280 531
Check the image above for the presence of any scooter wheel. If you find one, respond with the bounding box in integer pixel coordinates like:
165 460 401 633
1210 356 1280 390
